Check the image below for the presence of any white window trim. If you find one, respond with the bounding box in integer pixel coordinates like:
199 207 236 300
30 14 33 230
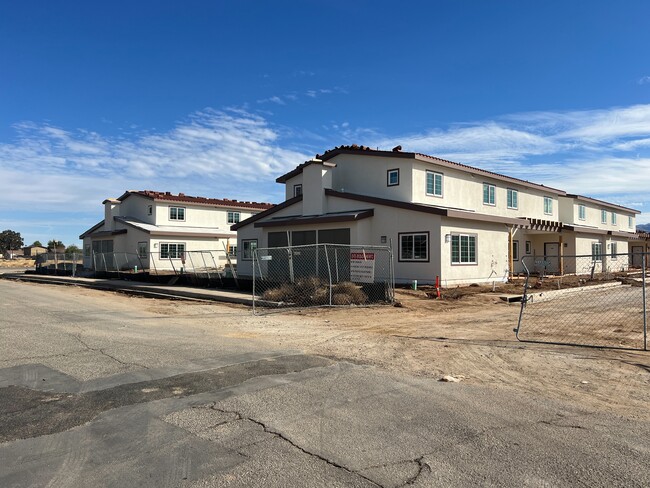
578 204 586 221
241 239 258 260
611 212 617 226
227 211 241 224
426 170 443 197
610 242 618 260
601 209 607 224
544 197 553 215
293 184 303 197
451 233 478 265
169 206 186 221
483 183 496 206
512 240 519 261
160 242 186 260
507 188 518 210
591 242 603 262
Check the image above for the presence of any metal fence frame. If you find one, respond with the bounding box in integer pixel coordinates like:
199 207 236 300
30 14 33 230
515 252 648 351
252 243 395 313
35 253 84 276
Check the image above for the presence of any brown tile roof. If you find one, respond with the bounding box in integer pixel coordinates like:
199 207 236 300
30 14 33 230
117 190 274 210
311 145 566 196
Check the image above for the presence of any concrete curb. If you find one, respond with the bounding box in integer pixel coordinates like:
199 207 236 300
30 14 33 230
0 273 256 306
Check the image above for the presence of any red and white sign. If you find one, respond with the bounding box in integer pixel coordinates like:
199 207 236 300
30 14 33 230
350 250 375 283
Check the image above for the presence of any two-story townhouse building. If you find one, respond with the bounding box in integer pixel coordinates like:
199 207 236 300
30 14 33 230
233 145 641 286
80 190 273 271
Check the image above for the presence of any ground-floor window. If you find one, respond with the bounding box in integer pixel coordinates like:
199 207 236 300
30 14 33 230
92 239 113 254
512 240 519 261
610 242 618 260
228 245 237 257
138 241 147 259
451 234 477 264
160 242 185 259
591 242 603 262
242 239 257 260
399 232 429 262
525 240 532 254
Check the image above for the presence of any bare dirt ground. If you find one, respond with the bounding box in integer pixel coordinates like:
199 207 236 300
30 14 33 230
133 286 650 421
0 258 34 268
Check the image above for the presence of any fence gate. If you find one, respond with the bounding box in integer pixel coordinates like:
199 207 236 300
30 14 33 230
252 244 394 313
515 252 648 350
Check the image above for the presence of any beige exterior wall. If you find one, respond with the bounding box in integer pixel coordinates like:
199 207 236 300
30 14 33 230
558 196 636 232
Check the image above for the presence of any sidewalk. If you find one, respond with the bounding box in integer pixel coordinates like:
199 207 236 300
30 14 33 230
0 272 255 306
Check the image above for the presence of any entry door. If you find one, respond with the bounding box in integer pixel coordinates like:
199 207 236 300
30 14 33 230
631 246 644 267
544 242 559 273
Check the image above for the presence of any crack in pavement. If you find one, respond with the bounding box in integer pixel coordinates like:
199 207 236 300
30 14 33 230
72 332 150 370
210 406 384 488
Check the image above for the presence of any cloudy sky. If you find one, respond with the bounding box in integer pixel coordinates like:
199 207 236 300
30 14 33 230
2 1 650 246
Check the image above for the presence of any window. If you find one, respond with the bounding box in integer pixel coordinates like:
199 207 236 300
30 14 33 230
92 239 113 254
591 242 603 262
611 212 617 225
483 183 495 205
84 245 91 257
169 206 185 221
387 169 399 186
525 241 532 254
227 211 240 224
242 239 257 260
601 209 607 224
451 234 477 264
512 240 519 261
399 232 428 262
578 204 586 220
160 243 185 259
293 184 303 197
544 197 553 215
426 171 443 197
228 245 237 257
629 215 634 228
611 242 618 260
147 205 152 216
507 188 518 209
138 242 147 259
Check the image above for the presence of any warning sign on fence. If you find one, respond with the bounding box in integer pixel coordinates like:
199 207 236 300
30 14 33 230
350 250 375 283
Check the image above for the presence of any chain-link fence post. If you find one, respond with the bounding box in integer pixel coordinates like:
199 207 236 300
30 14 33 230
641 253 648 351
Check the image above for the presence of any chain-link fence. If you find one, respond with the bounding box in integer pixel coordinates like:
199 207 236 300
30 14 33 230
91 249 237 287
515 252 648 350
252 244 394 313
35 253 84 276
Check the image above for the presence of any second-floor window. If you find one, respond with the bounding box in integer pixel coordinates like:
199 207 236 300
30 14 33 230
169 206 185 221
601 209 607 224
629 215 634 228
387 169 399 186
147 205 152 216
293 184 303 197
426 171 443 197
507 188 518 209
611 212 617 225
227 211 240 224
578 204 586 220
544 197 553 215
483 183 495 206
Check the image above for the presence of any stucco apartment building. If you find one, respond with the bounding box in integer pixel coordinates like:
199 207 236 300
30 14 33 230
80 190 272 271
233 145 640 285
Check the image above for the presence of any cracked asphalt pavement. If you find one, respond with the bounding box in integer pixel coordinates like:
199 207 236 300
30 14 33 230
2 280 650 487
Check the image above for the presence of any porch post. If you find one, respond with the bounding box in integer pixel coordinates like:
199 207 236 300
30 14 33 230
559 233 564 275
508 227 514 279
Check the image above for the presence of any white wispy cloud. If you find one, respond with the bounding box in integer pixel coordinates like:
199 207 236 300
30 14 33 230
638 76 650 85
0 109 310 215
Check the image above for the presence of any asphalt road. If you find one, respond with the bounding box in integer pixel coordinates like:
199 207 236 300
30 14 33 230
1 279 649 487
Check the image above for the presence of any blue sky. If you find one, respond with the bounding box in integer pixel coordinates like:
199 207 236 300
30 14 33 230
2 0 650 246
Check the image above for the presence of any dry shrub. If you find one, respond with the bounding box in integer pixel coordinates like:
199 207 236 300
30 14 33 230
262 284 295 302
332 281 368 305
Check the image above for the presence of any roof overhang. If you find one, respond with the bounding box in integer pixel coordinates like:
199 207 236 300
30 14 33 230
231 195 302 230
563 225 609 235
565 194 640 214
276 160 337 183
254 209 374 228
86 229 127 238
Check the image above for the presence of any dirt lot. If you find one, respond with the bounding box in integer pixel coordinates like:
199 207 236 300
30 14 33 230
0 258 34 268
129 285 650 421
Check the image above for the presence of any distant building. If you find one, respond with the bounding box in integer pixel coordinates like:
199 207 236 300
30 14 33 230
23 245 48 257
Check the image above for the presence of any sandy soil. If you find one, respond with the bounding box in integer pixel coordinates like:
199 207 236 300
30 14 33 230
0 258 34 268
134 287 650 420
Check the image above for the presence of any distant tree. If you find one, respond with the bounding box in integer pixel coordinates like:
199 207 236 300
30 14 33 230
32 240 43 247
47 239 65 251
65 245 81 254
0 230 24 252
